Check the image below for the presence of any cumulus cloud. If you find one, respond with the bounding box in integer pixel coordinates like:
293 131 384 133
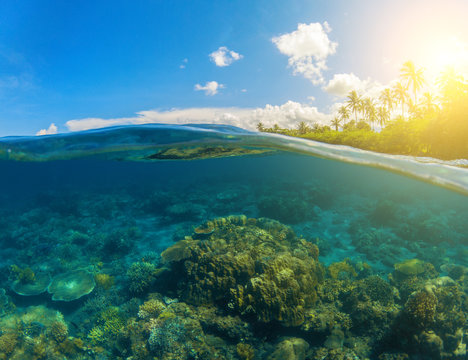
323 73 384 98
209 46 243 67
36 123 58 136
194 81 224 95
323 73 366 97
272 22 338 84
252 101 330 128
65 102 331 132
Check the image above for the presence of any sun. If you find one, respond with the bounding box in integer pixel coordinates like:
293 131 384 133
425 37 468 77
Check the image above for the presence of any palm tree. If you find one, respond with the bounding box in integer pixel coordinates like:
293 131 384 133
312 122 321 132
393 81 409 118
256 122 265 132
346 90 362 122
406 98 423 118
379 88 394 114
330 116 342 131
437 66 465 106
400 60 425 102
358 97 368 121
297 121 310 135
377 106 390 128
420 92 439 113
362 97 377 130
338 105 350 125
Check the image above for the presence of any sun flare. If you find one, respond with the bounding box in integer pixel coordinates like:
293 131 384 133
425 37 468 76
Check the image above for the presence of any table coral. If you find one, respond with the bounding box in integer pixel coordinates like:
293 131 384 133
394 259 426 276
48 269 95 301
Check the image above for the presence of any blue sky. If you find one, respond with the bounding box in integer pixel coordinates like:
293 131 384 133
1 0 467 136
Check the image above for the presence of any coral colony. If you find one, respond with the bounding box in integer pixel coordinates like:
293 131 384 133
0 126 467 359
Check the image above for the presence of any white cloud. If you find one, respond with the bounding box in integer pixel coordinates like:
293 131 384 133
65 101 331 132
194 81 224 95
252 101 330 128
323 73 384 98
179 58 188 69
209 46 243 67
323 73 367 97
36 123 58 136
272 22 338 84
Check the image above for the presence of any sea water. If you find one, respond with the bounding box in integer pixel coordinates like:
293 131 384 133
0 124 466 359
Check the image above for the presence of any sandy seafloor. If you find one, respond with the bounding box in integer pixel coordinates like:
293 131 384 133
0 127 467 360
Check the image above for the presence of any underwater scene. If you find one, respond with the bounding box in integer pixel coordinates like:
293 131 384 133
0 124 467 360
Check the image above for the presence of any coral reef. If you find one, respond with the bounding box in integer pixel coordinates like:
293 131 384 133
328 259 357 280
88 306 126 345
0 332 18 359
394 258 426 276
127 261 163 294
10 265 51 297
0 156 467 360
237 343 255 360
404 288 438 328
0 288 14 316
48 320 69 343
10 265 36 283
378 278 467 359
257 193 313 224
94 273 115 291
0 305 87 359
157 216 324 326
146 145 271 160
268 337 309 360
138 297 166 319
48 269 95 301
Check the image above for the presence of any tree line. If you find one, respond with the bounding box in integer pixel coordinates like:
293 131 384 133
257 62 468 160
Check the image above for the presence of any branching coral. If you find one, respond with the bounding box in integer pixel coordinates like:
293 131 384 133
127 261 160 294
404 289 438 329
94 273 115 291
138 298 166 319
0 332 18 358
88 306 125 345
48 320 69 343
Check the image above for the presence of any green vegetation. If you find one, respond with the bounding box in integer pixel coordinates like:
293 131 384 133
258 62 468 160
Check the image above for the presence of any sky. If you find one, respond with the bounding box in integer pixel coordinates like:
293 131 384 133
1 0 467 136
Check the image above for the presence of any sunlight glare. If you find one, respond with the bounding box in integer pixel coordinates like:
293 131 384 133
426 37 468 77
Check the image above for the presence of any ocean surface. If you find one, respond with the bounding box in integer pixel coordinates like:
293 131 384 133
0 124 466 360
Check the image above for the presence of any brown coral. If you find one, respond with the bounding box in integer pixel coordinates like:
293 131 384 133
237 343 255 360
49 320 69 343
328 259 357 280
404 289 438 328
157 216 324 326
0 332 18 357
138 298 166 319
94 273 115 291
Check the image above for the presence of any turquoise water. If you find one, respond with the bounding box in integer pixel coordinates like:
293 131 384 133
0 124 466 359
